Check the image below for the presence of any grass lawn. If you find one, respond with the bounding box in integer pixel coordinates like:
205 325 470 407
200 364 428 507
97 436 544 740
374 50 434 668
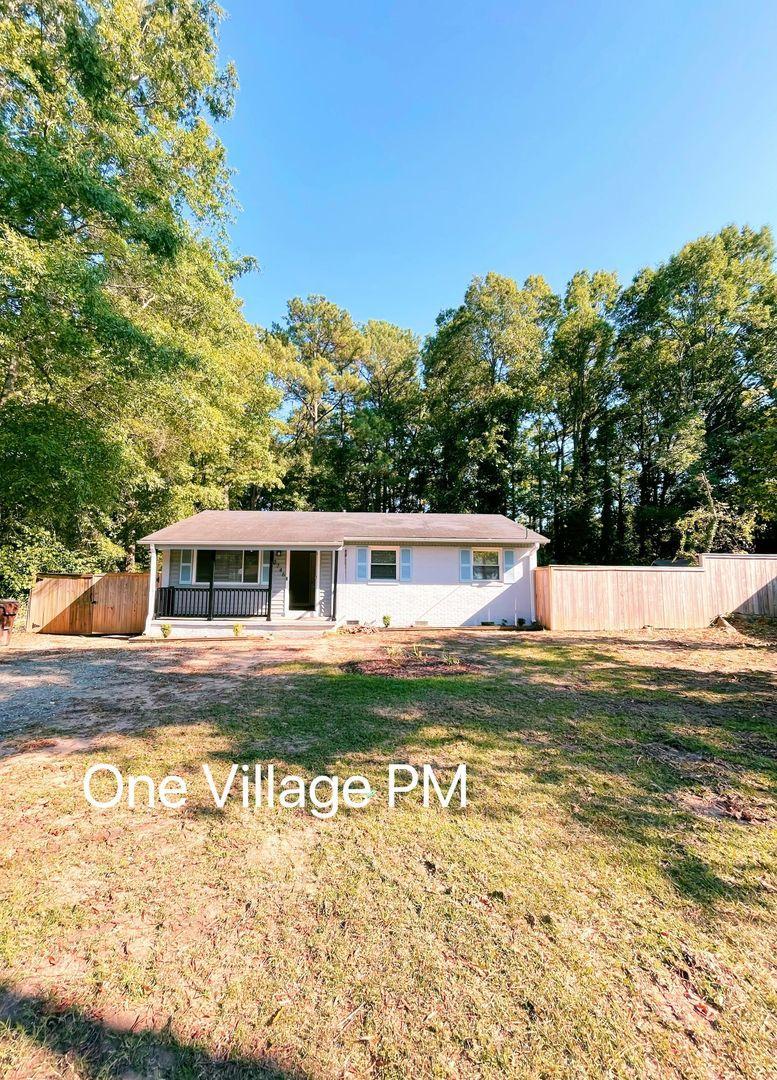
0 624 775 1079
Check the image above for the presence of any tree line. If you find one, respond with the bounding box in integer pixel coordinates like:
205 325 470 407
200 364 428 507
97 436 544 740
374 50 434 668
260 227 776 565
1 1 775 598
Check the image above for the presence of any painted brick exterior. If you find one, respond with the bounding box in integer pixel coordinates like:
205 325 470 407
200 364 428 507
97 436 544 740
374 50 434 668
336 544 537 627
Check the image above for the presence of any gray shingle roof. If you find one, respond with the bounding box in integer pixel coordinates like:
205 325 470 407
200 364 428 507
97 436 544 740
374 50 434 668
139 511 548 546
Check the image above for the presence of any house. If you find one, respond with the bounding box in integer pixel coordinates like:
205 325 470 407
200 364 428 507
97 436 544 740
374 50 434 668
138 511 549 636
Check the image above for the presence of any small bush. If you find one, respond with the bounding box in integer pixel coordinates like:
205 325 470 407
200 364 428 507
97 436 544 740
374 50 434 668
160 623 172 639
233 622 243 637
382 614 391 628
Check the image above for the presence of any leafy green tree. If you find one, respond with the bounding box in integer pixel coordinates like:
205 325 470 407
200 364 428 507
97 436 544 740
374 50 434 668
349 320 424 510
423 272 554 515
0 0 279 590
618 225 777 559
544 270 619 562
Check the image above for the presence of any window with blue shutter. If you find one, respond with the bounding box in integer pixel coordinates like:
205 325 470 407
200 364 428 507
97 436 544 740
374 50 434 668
356 547 369 582
504 549 516 575
400 548 412 581
459 549 473 582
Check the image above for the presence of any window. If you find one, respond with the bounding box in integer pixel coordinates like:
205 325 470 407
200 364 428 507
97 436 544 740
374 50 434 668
243 550 272 586
179 549 193 584
194 550 271 584
214 551 243 582
243 550 260 582
472 549 500 581
370 548 397 580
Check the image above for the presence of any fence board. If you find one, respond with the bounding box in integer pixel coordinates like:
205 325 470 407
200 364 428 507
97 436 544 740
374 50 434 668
27 573 149 635
534 555 777 631
91 574 150 634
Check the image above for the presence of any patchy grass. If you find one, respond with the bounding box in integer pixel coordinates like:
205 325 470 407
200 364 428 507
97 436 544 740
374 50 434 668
0 626 775 1078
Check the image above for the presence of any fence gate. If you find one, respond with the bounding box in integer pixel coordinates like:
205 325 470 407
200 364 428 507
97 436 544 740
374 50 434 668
26 573 150 635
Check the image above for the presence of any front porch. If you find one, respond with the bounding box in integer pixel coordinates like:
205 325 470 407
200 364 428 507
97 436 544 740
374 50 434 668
143 544 341 635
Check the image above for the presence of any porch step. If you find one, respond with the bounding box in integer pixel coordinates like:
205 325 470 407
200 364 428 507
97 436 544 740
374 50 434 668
145 618 337 640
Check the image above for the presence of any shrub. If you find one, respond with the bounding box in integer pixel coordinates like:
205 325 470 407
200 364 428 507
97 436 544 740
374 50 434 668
233 622 243 637
160 623 172 639
382 614 391 628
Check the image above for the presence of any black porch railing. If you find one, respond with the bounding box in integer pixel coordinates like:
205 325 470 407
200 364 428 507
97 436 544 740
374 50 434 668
155 586 270 620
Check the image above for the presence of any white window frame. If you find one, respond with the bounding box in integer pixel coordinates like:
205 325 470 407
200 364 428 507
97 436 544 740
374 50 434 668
472 548 502 583
193 549 271 585
369 546 399 582
179 549 193 584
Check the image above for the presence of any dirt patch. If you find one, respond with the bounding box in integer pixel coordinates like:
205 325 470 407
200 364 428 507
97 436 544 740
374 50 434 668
343 654 478 678
674 788 774 824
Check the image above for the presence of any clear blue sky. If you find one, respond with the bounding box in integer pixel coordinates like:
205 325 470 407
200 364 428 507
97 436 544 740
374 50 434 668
217 0 777 337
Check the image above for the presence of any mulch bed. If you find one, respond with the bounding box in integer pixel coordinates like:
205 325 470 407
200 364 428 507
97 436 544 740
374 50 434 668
342 655 478 678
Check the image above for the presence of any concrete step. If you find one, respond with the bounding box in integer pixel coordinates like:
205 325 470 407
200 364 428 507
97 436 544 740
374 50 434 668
145 618 337 639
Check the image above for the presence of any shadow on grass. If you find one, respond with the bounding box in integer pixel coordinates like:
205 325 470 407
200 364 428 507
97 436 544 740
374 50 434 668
2 633 775 912
0 984 305 1078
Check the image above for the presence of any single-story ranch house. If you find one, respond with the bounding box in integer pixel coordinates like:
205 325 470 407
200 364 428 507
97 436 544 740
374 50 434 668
139 511 548 636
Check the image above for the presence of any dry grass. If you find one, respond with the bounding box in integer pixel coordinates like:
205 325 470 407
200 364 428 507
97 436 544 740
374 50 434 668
0 623 775 1078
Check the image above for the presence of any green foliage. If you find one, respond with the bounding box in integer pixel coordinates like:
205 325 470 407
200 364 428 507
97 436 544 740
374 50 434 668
0 0 279 591
264 227 775 562
0 4 774 577
0 524 122 599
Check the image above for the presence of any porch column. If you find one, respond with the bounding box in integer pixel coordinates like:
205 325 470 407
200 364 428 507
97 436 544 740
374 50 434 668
144 544 157 635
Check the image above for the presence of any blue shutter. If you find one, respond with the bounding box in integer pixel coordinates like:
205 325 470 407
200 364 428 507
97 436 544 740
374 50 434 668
459 549 472 582
504 549 515 575
356 547 369 582
400 548 412 581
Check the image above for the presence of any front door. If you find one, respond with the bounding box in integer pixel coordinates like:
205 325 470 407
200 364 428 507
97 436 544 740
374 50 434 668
289 550 316 610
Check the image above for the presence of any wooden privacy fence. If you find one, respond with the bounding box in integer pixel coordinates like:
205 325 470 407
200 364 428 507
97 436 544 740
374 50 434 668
535 554 777 631
26 573 149 635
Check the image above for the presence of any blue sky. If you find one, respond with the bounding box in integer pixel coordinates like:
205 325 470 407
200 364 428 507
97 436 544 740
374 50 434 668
217 1 777 337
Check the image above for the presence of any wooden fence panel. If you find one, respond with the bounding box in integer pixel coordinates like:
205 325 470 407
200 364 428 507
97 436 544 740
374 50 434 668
702 555 777 617
91 573 149 634
26 573 149 635
534 567 551 629
27 575 94 635
534 556 777 631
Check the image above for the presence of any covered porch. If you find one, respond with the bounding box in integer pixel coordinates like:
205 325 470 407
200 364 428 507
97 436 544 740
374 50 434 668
144 544 341 636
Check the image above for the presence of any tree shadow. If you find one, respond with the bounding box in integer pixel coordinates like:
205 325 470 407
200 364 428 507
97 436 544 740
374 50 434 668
0 983 306 1078
2 632 775 914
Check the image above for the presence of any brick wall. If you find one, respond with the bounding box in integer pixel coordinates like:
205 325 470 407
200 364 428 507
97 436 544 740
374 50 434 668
336 544 537 627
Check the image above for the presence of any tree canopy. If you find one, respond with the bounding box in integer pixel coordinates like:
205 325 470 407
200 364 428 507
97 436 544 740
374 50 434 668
1 3 775 598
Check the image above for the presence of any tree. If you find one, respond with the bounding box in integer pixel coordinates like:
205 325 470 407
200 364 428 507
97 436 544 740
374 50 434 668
0 0 279 590
618 225 777 559
544 270 619 562
423 272 554 516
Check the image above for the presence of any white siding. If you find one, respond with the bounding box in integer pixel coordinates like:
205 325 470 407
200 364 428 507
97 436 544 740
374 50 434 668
270 551 287 619
337 544 537 627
